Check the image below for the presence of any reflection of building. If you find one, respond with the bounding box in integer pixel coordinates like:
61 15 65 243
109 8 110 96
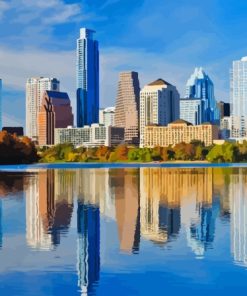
0 200 2 249
230 169 247 266
140 168 217 255
26 170 74 249
140 168 181 244
77 203 100 295
111 169 140 253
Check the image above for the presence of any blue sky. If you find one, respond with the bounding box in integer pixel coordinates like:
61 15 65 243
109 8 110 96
1 0 247 127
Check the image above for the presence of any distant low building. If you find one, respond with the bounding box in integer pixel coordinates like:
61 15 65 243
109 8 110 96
99 107 115 126
217 101 230 119
55 124 124 147
38 91 73 145
220 116 231 139
143 119 219 148
2 127 24 136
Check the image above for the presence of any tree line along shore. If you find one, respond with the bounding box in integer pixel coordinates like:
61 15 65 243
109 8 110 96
1 130 247 164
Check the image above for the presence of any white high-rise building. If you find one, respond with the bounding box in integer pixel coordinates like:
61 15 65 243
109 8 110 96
230 57 247 137
26 77 60 141
140 79 180 147
99 107 115 126
0 79 2 130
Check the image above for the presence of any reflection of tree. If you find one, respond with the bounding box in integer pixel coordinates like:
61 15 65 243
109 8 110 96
77 203 100 295
0 172 31 197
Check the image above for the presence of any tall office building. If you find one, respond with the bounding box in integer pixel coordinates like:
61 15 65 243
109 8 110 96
38 91 73 145
26 77 60 141
0 79 2 130
77 28 99 127
185 67 219 124
230 57 247 137
180 98 203 125
115 72 140 144
140 79 180 147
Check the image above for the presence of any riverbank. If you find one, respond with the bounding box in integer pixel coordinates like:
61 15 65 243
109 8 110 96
1 161 247 172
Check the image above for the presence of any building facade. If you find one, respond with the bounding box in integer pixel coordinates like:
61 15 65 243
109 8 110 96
115 72 140 144
143 120 219 148
218 101 230 119
77 28 99 127
185 67 219 124
99 107 115 126
180 98 203 125
55 124 124 147
140 79 180 147
230 57 247 137
220 116 232 139
38 91 73 145
26 77 60 141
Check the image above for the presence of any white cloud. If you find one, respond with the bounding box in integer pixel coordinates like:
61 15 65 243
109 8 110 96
0 0 9 19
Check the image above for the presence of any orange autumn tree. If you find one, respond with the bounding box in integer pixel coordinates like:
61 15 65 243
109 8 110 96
0 131 38 164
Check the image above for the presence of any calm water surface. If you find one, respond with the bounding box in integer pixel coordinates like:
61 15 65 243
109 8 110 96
0 167 247 295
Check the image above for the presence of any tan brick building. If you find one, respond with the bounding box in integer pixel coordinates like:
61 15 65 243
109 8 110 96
143 119 219 147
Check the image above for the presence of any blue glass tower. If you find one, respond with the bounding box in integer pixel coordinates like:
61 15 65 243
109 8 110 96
185 67 219 124
76 28 99 127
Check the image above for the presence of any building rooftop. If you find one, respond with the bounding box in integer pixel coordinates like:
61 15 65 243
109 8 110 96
46 91 70 100
148 79 172 86
170 119 193 126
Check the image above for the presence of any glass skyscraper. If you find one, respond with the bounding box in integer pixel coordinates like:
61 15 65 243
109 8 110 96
230 57 247 137
77 28 99 127
185 67 219 124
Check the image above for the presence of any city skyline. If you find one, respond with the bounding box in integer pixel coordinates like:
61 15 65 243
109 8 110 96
1 0 247 127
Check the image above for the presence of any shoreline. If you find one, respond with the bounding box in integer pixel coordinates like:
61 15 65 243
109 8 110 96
1 161 247 171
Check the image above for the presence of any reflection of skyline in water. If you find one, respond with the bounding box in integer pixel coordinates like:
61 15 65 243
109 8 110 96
1 167 247 271
77 203 100 296
0 200 2 248
26 170 73 250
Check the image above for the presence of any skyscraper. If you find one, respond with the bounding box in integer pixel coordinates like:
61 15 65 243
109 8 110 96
26 77 60 141
180 98 203 125
140 79 180 147
77 28 99 127
115 72 140 144
0 79 2 130
185 67 219 124
230 57 247 137
38 91 73 145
